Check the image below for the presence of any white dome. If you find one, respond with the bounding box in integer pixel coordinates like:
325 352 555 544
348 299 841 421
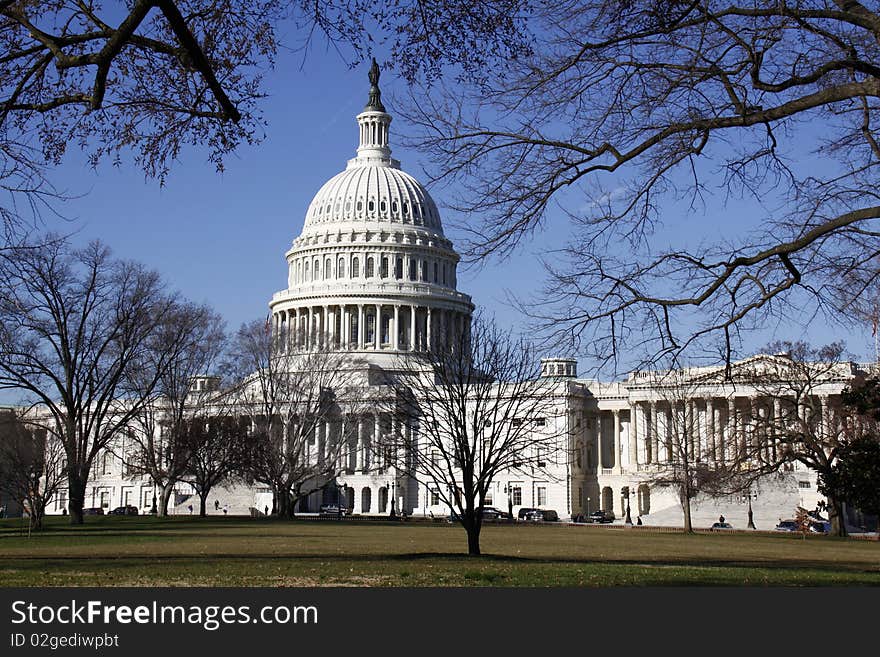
304 164 443 233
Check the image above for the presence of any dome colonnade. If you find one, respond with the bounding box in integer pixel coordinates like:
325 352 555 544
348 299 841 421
269 61 473 359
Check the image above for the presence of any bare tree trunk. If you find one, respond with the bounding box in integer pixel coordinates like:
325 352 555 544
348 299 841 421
158 483 174 517
199 492 208 518
681 489 694 534
827 494 848 537
68 474 86 525
466 526 482 556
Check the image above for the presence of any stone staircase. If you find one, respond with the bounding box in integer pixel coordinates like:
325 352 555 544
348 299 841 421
171 482 264 517
636 475 804 530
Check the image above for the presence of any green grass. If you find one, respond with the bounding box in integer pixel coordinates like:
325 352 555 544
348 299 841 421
0 515 877 587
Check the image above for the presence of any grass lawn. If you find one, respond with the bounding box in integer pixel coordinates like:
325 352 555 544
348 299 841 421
0 515 877 587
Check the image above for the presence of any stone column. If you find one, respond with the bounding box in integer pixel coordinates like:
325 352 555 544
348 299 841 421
773 397 782 462
341 305 349 349
410 305 417 351
393 305 400 350
357 305 365 350
374 304 381 350
612 409 620 470
706 398 716 462
322 305 329 349
356 416 364 471
650 401 658 464
628 404 639 469
307 306 314 350
726 398 736 462
373 413 381 470
427 307 433 352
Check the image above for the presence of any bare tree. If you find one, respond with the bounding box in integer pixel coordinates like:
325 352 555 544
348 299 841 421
636 366 752 532
391 2 880 370
0 235 191 523
123 303 226 516
226 320 364 518
382 316 567 556
739 341 861 536
180 411 247 517
0 1 288 242
0 409 65 531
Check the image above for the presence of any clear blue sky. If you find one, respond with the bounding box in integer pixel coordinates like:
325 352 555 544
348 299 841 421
42 46 874 378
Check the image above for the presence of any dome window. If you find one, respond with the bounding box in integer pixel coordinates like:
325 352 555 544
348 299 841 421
325 257 332 279
368 200 375 213
395 257 403 280
380 257 389 279
338 257 345 278
304 261 310 281
366 257 375 278
345 201 351 212
352 257 360 278
409 259 417 281
392 201 398 214
380 200 387 213
357 200 363 213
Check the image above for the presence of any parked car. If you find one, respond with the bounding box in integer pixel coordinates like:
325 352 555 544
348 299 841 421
809 520 831 534
480 506 509 521
775 520 800 532
532 509 559 522
109 505 139 516
82 507 104 515
710 522 734 531
517 507 540 521
588 510 615 524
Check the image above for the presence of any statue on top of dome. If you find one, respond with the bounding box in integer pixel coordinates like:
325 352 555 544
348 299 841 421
365 57 386 112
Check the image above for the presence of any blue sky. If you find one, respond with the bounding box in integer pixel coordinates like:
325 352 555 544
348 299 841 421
41 46 875 378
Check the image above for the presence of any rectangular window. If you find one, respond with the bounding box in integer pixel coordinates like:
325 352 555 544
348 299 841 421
537 486 547 506
409 259 417 281
395 257 403 279
102 453 112 475
380 257 389 278
798 480 811 489
484 491 493 505
534 418 546 428
430 490 440 506
511 485 522 506
57 489 67 511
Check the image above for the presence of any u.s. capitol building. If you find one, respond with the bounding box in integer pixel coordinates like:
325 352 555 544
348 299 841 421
42 65 868 531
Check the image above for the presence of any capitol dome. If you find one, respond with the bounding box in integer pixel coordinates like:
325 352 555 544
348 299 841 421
269 61 473 364
304 165 443 233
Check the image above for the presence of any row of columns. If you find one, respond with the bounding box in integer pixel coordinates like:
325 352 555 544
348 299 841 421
272 304 469 353
595 395 836 471
284 412 415 475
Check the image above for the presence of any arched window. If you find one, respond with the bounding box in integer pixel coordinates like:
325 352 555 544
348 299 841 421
304 260 310 282
409 259 417 281
380 257 389 279
325 257 332 279
338 257 345 278
314 258 321 280
420 259 428 282
366 257 375 278
352 257 360 278
433 261 438 283
395 257 403 280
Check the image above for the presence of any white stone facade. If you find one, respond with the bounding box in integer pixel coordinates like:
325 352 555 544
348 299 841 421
39 68 862 530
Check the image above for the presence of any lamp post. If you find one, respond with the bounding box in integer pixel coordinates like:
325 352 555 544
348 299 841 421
624 487 632 525
389 480 397 519
337 482 346 519
743 489 757 529
586 496 591 518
